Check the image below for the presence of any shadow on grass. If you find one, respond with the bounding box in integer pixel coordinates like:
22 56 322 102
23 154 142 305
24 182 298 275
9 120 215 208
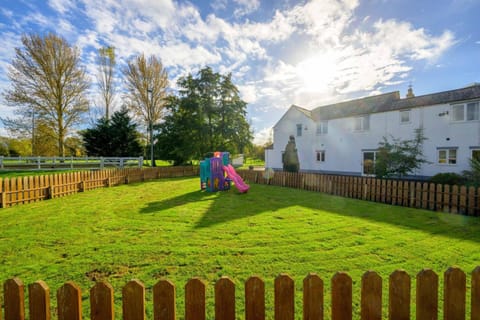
140 183 480 242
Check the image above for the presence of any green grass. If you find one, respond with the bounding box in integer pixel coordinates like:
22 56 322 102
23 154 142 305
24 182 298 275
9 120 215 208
1 177 479 318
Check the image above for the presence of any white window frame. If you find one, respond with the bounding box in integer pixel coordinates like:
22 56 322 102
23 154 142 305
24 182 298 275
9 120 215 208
316 121 328 135
451 102 480 122
296 124 302 137
353 115 370 131
400 110 411 124
437 148 457 165
316 150 326 162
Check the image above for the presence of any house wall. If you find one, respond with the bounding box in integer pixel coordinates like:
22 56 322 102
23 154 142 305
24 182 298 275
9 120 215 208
266 101 480 177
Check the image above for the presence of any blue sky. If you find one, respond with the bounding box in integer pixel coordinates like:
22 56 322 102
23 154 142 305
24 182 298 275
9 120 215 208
0 0 479 144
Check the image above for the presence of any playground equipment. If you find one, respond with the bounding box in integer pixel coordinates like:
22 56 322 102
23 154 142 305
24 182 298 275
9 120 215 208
200 152 249 193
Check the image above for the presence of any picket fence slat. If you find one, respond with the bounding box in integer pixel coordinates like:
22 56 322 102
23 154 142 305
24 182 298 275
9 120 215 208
57 282 81 320
185 278 205 320
91 281 114 320
332 272 352 320
275 274 294 320
245 276 265 320
154 280 176 320
123 280 145 320
215 277 235 320
361 271 382 320
444 267 466 320
28 280 50 320
389 270 410 320
416 269 438 320
303 273 323 320
4 277 25 320
472 267 480 320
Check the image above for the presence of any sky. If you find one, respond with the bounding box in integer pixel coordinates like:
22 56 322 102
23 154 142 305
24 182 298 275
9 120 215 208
0 0 479 144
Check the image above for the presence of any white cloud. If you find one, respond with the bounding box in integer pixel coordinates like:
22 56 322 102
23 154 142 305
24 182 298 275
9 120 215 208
238 84 257 103
233 0 260 18
48 0 76 15
253 127 272 145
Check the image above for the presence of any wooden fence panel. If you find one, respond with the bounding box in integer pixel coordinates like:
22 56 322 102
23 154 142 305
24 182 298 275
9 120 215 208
215 277 235 320
17 176 24 204
409 182 415 207
437 184 444 211
275 274 294 320
122 280 145 320
472 267 480 320
154 280 176 320
421 182 429 209
331 272 352 320
91 281 114 320
185 278 205 320
10 178 17 205
389 270 410 320
4 278 25 320
303 273 323 320
361 271 382 320
245 276 265 320
444 267 466 320
28 280 50 320
402 181 409 207
416 269 438 320
392 180 398 205
57 282 82 320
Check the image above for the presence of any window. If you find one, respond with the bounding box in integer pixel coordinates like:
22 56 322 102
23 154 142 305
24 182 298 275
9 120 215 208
451 102 479 121
472 149 480 161
362 151 377 175
354 115 370 131
400 110 410 123
296 124 302 137
438 148 457 164
316 150 325 162
316 121 328 135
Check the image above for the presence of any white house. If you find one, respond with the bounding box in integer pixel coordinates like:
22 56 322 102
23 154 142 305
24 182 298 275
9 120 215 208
265 84 480 178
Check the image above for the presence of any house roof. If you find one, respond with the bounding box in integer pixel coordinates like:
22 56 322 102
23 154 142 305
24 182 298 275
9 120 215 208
310 83 480 121
272 104 313 129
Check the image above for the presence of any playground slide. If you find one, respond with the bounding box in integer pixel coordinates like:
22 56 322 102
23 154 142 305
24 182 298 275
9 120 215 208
223 164 250 193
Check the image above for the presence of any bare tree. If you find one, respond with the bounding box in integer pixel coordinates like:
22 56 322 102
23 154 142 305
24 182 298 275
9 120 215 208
3 33 90 157
97 46 116 120
122 54 168 166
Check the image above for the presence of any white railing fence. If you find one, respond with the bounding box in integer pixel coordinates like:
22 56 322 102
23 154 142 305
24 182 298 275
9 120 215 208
0 156 143 170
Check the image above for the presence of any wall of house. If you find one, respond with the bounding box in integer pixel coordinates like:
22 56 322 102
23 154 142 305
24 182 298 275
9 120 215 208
266 101 480 178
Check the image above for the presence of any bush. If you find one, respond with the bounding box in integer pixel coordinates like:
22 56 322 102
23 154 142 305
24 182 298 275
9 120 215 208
429 172 466 186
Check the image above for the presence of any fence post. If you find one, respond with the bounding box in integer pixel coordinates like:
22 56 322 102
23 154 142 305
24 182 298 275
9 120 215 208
91 281 114 320
153 280 176 320
215 277 235 320
0 155 3 169
123 279 145 320
303 273 323 320
245 276 265 320
4 278 25 320
28 280 50 320
57 282 81 320
100 157 104 170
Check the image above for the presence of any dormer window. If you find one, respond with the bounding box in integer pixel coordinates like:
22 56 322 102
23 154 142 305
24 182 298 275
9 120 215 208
353 115 370 131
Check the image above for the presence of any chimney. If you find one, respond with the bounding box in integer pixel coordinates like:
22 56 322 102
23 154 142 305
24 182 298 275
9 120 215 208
406 84 415 98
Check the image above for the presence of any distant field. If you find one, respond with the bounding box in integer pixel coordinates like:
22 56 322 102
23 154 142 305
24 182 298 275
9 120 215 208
0 177 478 318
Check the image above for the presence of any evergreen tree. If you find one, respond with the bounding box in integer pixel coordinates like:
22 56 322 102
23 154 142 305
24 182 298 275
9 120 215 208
81 108 143 157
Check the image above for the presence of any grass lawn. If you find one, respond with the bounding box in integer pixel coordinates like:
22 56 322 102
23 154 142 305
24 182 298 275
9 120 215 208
1 176 479 319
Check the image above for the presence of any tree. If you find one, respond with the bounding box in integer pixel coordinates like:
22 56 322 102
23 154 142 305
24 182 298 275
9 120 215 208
81 107 143 157
3 33 90 157
97 46 116 120
374 127 428 178
122 54 168 167
155 67 253 165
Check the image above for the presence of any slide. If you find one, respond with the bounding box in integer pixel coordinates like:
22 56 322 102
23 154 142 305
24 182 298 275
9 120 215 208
223 164 250 193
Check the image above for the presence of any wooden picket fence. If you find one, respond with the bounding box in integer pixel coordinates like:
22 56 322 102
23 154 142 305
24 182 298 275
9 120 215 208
1 266 479 319
0 166 199 208
237 170 480 216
